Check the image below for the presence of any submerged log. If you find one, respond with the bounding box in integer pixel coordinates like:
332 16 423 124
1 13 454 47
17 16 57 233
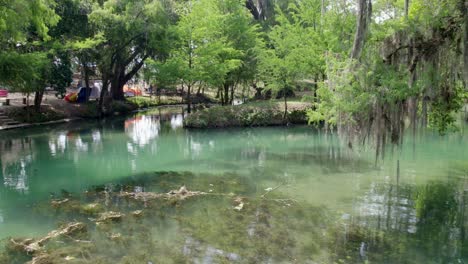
120 186 206 202
10 222 86 254
50 198 70 207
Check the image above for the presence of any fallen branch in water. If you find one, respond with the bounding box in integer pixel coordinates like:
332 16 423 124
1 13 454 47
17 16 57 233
10 222 86 254
261 182 286 198
120 186 206 202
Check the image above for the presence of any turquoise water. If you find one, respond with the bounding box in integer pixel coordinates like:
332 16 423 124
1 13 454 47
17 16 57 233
0 107 467 263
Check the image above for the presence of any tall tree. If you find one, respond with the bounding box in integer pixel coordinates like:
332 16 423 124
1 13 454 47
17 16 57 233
89 0 174 101
259 2 324 121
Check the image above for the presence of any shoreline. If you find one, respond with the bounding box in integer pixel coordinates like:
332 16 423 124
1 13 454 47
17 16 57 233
0 117 83 131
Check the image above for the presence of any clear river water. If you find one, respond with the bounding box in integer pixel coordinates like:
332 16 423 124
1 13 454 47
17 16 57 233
0 107 467 263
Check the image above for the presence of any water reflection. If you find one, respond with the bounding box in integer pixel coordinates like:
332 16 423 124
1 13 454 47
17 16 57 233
0 138 34 193
170 113 184 130
125 115 160 147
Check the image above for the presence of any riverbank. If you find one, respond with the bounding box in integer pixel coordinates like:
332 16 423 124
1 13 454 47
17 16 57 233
184 101 311 128
0 93 215 131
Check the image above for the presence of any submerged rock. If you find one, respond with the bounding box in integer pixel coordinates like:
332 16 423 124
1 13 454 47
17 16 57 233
81 203 103 215
233 197 246 211
132 210 144 217
96 211 124 223
109 233 122 241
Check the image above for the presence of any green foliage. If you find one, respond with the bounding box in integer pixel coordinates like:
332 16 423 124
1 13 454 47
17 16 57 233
184 102 309 128
145 0 260 95
258 2 324 95
0 52 48 94
428 81 467 135
127 96 181 108
0 0 59 41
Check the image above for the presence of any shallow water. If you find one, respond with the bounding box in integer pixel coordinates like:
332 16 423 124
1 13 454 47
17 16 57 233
0 106 467 263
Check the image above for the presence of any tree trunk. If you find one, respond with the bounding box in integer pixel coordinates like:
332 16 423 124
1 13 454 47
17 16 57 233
230 84 235 105
187 83 192 113
404 0 409 19
283 92 288 123
109 53 149 101
223 83 230 105
34 89 44 112
110 82 125 100
463 0 468 85
350 0 372 60
180 85 185 103
98 76 109 117
245 0 260 20
110 72 126 101
83 62 91 102
220 87 224 103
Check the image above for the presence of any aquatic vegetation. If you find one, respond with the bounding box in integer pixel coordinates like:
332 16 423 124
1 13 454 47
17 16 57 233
2 170 468 263
0 171 336 263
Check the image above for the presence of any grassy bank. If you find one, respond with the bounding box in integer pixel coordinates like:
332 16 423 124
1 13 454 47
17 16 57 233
184 101 311 128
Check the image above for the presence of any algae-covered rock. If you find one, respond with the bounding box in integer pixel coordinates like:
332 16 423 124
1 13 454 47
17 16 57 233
131 210 144 217
96 211 124 223
81 203 103 215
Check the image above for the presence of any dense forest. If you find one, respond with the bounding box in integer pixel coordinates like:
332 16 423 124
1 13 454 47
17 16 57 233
0 0 467 138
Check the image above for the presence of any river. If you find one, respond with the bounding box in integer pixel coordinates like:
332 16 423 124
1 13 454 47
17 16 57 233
0 106 466 263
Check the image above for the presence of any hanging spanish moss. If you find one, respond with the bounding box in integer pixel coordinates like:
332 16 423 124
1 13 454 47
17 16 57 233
315 0 468 162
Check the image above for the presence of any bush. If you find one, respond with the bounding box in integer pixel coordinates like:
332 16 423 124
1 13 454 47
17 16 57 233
184 102 308 128
127 96 182 109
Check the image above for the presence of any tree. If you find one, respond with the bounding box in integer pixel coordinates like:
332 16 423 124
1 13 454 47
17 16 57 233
0 0 58 41
88 0 174 102
308 0 468 155
0 0 59 99
145 0 258 111
259 2 324 122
